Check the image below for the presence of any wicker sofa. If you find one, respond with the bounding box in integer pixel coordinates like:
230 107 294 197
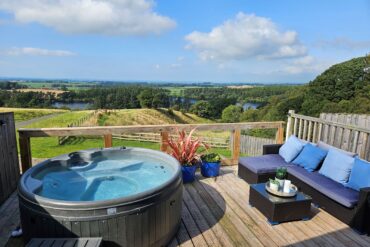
238 143 370 234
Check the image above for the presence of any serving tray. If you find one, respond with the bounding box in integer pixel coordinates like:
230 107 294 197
265 181 298 197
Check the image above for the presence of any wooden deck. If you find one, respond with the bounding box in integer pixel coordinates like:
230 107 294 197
2 166 370 247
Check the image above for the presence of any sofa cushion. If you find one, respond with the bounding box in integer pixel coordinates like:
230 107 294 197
319 149 355 184
279 135 305 163
288 166 359 208
292 143 327 172
317 141 357 157
239 154 290 174
346 158 370 191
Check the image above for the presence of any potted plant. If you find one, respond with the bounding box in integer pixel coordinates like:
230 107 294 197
201 153 221 177
166 128 208 183
275 167 287 188
269 178 280 191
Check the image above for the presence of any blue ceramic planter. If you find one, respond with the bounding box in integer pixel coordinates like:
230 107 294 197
201 161 221 177
181 165 197 183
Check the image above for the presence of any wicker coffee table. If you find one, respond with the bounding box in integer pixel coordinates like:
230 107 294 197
249 183 312 225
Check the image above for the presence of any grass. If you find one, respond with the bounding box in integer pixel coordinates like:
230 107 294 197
18 108 232 159
29 137 232 159
0 107 67 122
102 108 213 126
25 110 94 128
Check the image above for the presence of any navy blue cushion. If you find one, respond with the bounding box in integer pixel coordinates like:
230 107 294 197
279 135 305 163
346 158 370 191
292 143 327 172
239 154 290 174
288 166 359 208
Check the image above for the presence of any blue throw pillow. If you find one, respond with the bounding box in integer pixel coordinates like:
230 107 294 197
319 148 355 184
292 143 327 172
346 158 370 191
279 135 305 163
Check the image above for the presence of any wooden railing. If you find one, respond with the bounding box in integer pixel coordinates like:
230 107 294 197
286 110 370 160
112 132 229 148
58 110 98 145
18 121 285 173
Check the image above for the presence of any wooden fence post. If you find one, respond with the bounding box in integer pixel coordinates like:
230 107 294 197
232 129 241 165
275 123 284 144
104 134 113 148
160 131 169 152
286 110 294 141
19 132 32 173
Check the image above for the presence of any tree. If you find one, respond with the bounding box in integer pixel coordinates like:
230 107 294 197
190 101 213 118
221 105 243 123
138 89 154 108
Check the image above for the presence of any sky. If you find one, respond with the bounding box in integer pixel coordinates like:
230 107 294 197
0 0 369 83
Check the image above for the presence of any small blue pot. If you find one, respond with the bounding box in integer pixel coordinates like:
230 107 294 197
201 161 221 177
181 165 197 183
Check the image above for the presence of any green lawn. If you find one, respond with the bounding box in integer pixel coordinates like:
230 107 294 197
0 107 67 122
18 109 232 159
29 137 232 159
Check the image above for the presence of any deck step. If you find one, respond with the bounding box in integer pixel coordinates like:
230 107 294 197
26 238 102 247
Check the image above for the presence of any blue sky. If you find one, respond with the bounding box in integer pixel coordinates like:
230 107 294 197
0 0 369 83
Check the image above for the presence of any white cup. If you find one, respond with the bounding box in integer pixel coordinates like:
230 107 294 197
283 180 291 193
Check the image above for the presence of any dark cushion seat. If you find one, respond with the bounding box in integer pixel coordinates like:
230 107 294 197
288 165 359 208
239 154 291 174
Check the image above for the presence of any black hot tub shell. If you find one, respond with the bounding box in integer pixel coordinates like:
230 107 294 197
18 147 183 247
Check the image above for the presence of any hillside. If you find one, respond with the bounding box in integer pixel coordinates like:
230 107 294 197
99 108 214 126
246 56 370 121
0 107 67 122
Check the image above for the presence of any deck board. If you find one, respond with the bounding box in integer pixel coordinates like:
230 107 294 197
2 166 370 247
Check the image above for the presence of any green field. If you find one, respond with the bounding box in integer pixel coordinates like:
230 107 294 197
16 108 231 159
0 107 67 122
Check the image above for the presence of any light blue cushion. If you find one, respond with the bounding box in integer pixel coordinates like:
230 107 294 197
319 148 355 184
346 158 370 191
279 135 305 163
292 143 327 172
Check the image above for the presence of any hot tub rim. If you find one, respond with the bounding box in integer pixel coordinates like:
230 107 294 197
19 147 182 210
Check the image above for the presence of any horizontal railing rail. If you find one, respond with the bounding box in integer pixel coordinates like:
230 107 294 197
286 110 370 160
18 121 285 173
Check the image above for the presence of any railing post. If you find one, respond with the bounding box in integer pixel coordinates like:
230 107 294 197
232 129 241 165
160 131 169 152
104 134 113 148
276 123 284 144
286 110 294 140
19 132 32 173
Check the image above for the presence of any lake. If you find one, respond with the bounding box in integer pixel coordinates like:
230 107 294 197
52 102 91 110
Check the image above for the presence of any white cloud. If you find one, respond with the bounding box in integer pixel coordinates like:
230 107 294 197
154 64 160 69
280 56 330 75
185 12 307 61
0 0 176 36
7 47 76 56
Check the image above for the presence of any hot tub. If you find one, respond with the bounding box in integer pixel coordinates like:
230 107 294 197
18 147 183 247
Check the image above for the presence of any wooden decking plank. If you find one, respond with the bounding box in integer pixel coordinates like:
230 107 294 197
219 172 305 246
0 192 20 247
182 189 222 247
185 184 234 247
197 175 275 247
216 172 291 247
176 220 194 247
315 208 370 246
194 179 263 246
212 174 292 247
181 201 208 247
191 180 252 246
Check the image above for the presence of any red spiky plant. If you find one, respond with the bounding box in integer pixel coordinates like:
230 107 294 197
166 128 209 166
